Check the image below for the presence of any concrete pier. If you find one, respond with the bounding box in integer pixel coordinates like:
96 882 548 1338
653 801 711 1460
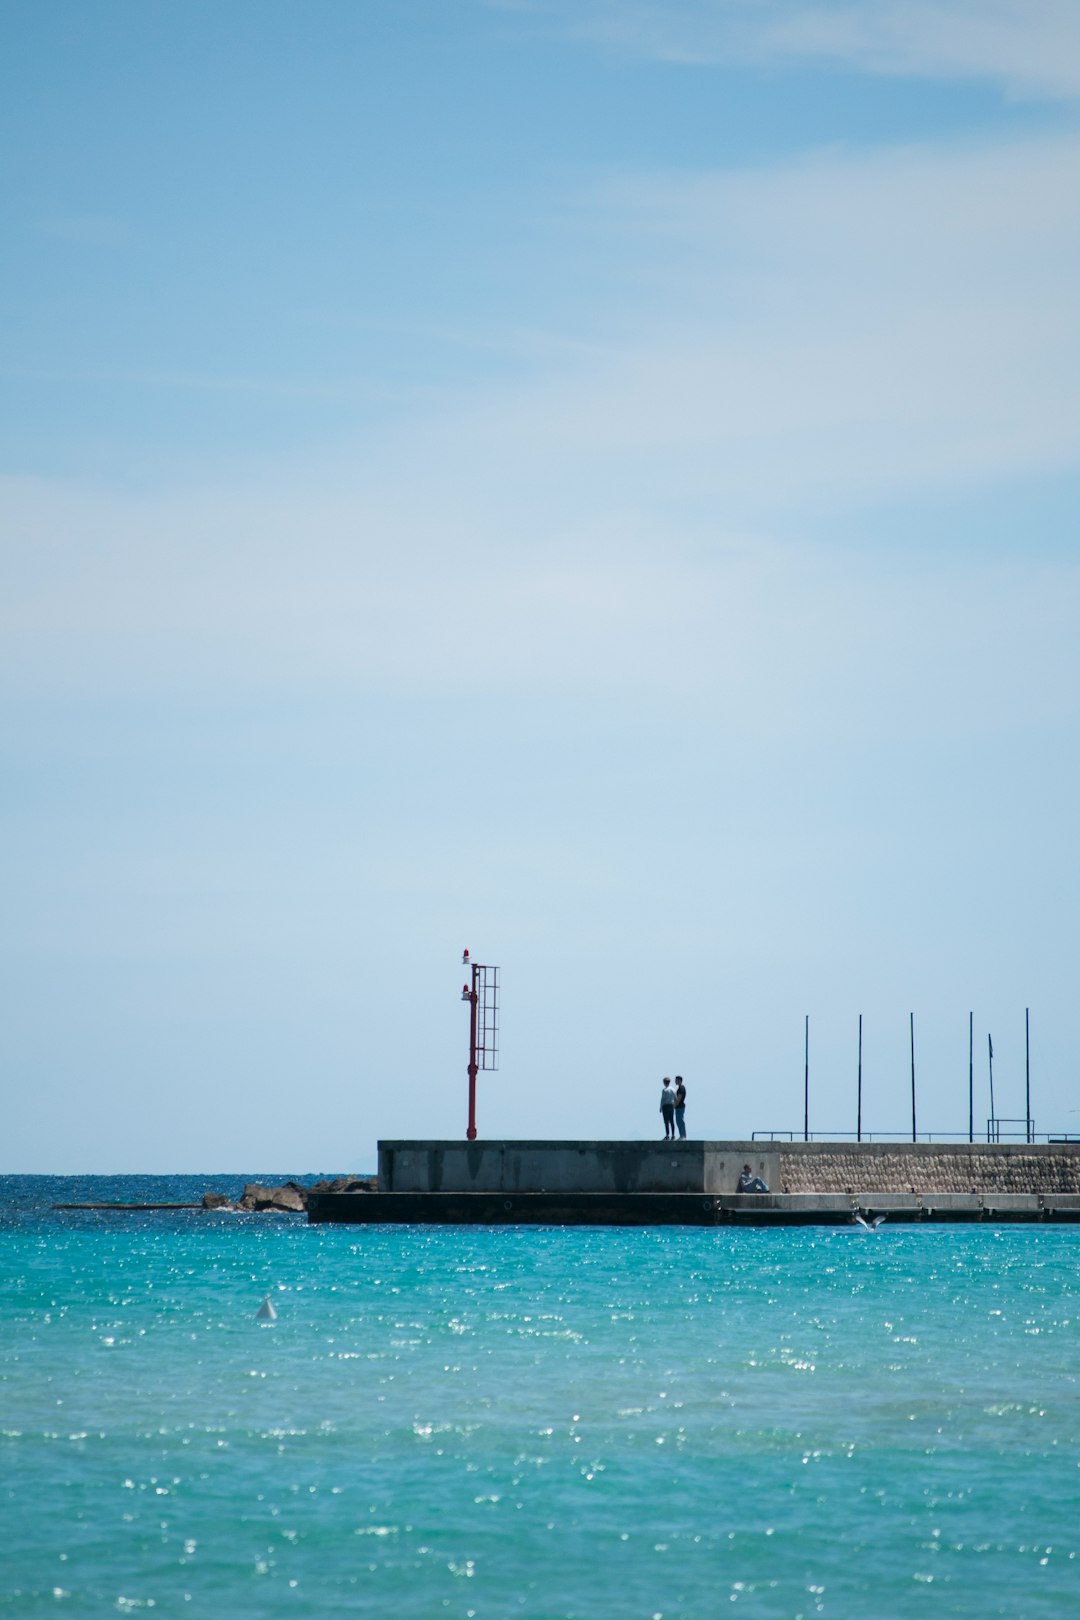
304 1139 1080 1226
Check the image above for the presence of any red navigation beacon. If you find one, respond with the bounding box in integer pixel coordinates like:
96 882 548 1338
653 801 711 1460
459 947 499 1140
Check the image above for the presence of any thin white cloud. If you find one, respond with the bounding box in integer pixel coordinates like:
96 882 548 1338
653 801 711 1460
549 0 1080 99
769 0 1080 99
3 465 1078 761
3 129 1080 729
424 130 1080 514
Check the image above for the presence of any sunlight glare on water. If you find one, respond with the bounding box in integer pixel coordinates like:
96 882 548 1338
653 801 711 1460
1 1177 1078 1617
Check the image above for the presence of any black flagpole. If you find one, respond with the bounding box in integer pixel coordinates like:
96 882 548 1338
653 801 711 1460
1025 1007 1031 1143
910 1012 916 1142
854 1017 867 1146
968 1011 973 1144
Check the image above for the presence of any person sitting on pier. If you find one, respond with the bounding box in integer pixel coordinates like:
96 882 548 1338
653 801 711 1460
737 1163 769 1193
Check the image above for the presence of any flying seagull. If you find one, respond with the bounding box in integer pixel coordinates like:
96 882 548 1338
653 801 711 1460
852 1213 886 1231
256 1292 277 1320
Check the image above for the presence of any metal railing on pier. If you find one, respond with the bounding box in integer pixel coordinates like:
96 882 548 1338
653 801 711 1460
752 1126 1076 1144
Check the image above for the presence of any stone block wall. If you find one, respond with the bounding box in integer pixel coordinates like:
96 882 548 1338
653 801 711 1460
777 1143 1080 1194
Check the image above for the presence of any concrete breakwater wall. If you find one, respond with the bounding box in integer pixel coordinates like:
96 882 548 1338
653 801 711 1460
378 1139 1080 1197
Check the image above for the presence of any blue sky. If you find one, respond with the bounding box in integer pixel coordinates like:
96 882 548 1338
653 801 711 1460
3 1 1079 1171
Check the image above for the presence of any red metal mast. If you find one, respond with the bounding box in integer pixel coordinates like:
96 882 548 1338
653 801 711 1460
461 948 499 1140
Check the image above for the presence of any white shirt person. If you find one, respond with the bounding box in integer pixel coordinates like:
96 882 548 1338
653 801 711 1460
659 1079 676 1139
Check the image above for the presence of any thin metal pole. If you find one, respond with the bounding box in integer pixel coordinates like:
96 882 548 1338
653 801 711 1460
988 1034 995 1142
804 1015 809 1142
466 962 479 1141
854 1010 867 1140
1025 1007 1031 1143
968 1011 974 1144
910 1012 916 1142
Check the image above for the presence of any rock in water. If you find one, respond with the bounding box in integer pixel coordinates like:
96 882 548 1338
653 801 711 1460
256 1293 277 1321
265 1184 306 1212
229 1178 375 1212
238 1183 307 1213
309 1175 377 1194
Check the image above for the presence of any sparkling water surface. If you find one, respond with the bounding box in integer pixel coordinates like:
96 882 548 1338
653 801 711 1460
2 1176 1078 1618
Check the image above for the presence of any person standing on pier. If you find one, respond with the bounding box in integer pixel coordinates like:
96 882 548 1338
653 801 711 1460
674 1076 687 1140
660 1078 676 1139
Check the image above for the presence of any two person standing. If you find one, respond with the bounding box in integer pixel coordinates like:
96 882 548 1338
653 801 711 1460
660 1075 687 1140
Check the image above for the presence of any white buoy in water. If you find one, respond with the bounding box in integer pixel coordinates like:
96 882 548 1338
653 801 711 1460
256 1292 277 1321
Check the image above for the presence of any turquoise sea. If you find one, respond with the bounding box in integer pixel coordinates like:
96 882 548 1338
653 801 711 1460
2 1176 1078 1618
